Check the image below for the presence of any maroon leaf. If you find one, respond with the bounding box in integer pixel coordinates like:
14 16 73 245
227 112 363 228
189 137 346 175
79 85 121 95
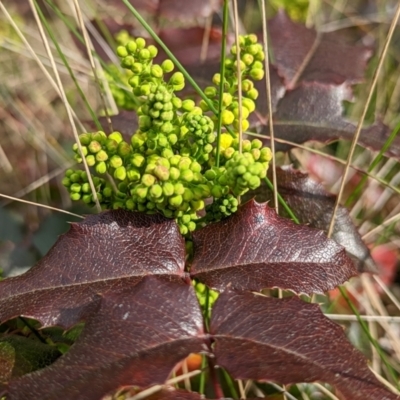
0 210 185 328
268 10 372 87
267 166 377 272
6 277 205 400
260 82 400 159
211 291 399 400
191 200 357 295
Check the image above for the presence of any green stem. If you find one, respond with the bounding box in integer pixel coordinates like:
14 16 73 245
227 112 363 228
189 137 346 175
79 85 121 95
221 368 239 399
199 355 208 395
345 119 400 207
338 286 399 386
264 178 299 223
215 0 229 167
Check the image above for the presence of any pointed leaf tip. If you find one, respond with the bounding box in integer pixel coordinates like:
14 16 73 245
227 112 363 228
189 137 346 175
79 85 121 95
0 210 185 328
191 200 357 295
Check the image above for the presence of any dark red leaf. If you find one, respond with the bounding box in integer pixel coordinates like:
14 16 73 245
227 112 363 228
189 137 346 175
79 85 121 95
0 210 185 328
268 10 372 87
191 200 357 295
6 277 205 400
260 82 400 159
268 166 377 273
211 291 399 400
137 387 207 399
0 336 61 382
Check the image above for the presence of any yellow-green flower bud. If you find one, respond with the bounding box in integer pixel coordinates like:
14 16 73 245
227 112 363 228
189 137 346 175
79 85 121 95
148 45 158 58
162 181 174 197
109 155 123 169
70 192 81 201
172 97 182 109
182 99 195 112
204 86 217 97
136 37 146 49
127 167 141 182
169 194 183 207
96 150 108 162
150 184 163 199
114 166 126 181
181 169 194 182
139 115 152 131
96 161 107 174
247 88 259 100
126 40 137 54
142 174 156 187
174 182 185 195
221 109 235 125
88 140 102 154
117 45 128 58
151 65 163 78
153 165 170 181
170 72 184 86
170 167 180 180
242 98 255 113
79 133 92 145
161 59 174 73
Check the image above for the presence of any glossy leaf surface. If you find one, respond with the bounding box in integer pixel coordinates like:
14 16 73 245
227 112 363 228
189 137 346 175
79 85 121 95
211 291 399 400
7 277 205 400
191 200 357 295
270 166 377 272
0 210 185 328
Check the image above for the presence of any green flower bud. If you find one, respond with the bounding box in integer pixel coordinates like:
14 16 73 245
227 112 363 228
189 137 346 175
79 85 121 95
168 133 178 145
121 55 134 68
161 110 174 121
105 139 118 154
221 109 235 125
127 167 141 182
190 199 205 211
109 155 123 169
247 88 259 100
253 61 263 69
183 188 194 202
135 37 146 49
172 97 182 109
174 182 185 195
132 62 143 74
148 44 158 58
136 186 148 199
149 184 163 199
117 45 128 57
140 84 151 96
190 161 202 173
129 75 140 88
139 115 152 131
205 169 217 181
161 59 174 73
170 72 184 86
260 147 272 162
151 65 163 78
79 133 92 145
82 194 93 204
162 148 174 158
242 98 255 113
131 153 145 168
125 199 135 210
96 161 107 174
70 173 80 183
242 79 254 92
108 131 123 143
242 53 254 66
81 183 91 193
179 157 191 171
131 133 146 148
182 99 195 112
204 86 217 97
88 140 102 154
162 181 174 197
170 167 180 180
118 142 131 157
153 165 170 181
70 192 81 201
251 148 261 161
142 174 156 187
181 169 194 182
169 194 183 207
126 40 137 54
62 177 71 187
179 225 188 235
96 150 109 162
114 166 126 181
103 186 113 197
248 176 261 190
211 185 224 198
